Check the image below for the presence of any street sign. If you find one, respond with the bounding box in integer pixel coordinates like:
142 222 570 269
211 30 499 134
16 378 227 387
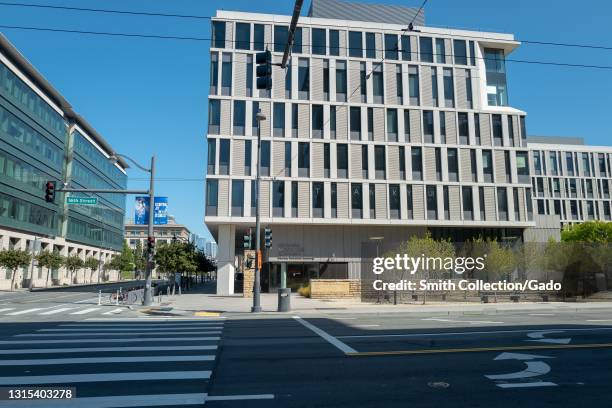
66 196 98 205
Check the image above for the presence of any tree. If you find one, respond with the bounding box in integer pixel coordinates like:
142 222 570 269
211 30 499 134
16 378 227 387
561 221 612 244
84 257 101 283
133 240 146 278
0 249 32 290
154 242 198 281
64 255 84 284
36 250 64 287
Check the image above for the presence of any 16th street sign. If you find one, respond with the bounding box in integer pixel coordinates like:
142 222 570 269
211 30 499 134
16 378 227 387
66 196 97 205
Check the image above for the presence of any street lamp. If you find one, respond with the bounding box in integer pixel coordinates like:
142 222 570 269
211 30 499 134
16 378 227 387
109 153 156 306
252 109 266 313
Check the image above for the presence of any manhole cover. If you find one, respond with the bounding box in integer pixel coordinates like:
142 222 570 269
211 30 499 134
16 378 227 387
427 382 450 389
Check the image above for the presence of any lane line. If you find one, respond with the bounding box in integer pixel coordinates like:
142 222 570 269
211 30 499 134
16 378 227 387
0 371 212 385
74 297 100 304
206 394 275 401
39 327 224 332
59 322 223 327
586 319 612 322
528 314 555 316
0 308 15 313
6 308 44 315
338 326 612 339
103 308 123 315
293 315 357 354
0 355 215 366
39 307 74 315
496 382 557 389
422 318 504 324
354 324 380 327
346 342 612 357
0 393 207 407
16 331 221 337
0 345 218 354
85 317 225 321
0 336 220 345
71 308 100 315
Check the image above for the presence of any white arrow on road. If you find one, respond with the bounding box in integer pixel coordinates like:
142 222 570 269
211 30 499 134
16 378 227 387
494 352 555 361
485 361 551 380
526 330 571 344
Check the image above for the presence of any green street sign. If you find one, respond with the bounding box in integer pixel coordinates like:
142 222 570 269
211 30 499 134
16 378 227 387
66 196 98 205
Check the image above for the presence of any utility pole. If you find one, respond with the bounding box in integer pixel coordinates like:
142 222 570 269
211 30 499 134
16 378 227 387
252 109 266 313
144 155 156 306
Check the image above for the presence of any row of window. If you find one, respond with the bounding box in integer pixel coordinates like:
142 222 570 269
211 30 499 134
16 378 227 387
211 20 478 67
533 177 611 200
73 131 127 188
536 198 612 222
71 160 126 211
0 191 57 234
67 216 124 250
206 179 533 223
533 150 612 178
209 99 527 147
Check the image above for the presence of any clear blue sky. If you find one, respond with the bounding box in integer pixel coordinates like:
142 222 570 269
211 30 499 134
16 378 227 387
2 0 611 242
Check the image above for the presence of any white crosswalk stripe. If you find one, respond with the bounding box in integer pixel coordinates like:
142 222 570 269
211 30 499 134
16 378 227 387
0 355 216 365
70 307 101 315
39 307 74 315
17 331 222 337
0 308 15 313
0 393 208 407
0 371 212 385
103 308 123 315
39 327 224 332
6 308 44 315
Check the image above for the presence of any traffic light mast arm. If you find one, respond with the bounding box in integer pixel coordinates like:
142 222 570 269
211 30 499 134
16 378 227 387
55 187 149 194
281 0 304 69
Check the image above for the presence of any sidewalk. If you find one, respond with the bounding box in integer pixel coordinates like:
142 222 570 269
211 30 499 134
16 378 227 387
148 284 612 316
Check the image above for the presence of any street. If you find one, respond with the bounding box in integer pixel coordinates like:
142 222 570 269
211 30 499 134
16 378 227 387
1 285 611 406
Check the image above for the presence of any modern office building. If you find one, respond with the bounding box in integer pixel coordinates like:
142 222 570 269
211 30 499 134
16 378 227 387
0 33 127 289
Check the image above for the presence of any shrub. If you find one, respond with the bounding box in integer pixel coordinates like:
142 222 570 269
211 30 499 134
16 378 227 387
298 285 311 298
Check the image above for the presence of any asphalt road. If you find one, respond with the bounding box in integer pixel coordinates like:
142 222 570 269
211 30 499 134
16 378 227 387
2 288 612 407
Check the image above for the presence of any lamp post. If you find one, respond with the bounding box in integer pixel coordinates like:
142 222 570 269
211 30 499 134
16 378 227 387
252 109 266 313
109 153 155 306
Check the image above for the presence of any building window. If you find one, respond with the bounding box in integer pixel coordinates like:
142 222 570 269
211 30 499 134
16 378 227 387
474 113 481 145
396 65 403 104
497 187 508 221
231 180 244 216
366 32 376 58
479 186 486 220
426 185 437 219
330 106 337 139
420 37 433 63
375 146 386 180
273 102 285 137
465 70 473 109
208 100 220 134
443 68 454 107
312 28 326 55
458 112 469 144
435 38 445 64
349 31 362 57
453 40 467 65
351 184 363 218
221 53 232 96
210 53 218 94
389 184 401 219
274 25 288 52
431 67 438 106
254 24 265 51
439 111 446 144
324 143 331 178
399 146 406 180
406 185 413 219
284 142 292 177
337 144 348 178
207 139 216 174
312 105 324 138
448 148 458 181
298 142 309 177
360 62 367 102
261 140 270 176
323 60 330 100
482 150 493 182
335 60 347 102
412 147 422 180
565 152 574 176
372 67 384 103
293 27 303 54
443 186 450 220
492 114 503 146
350 107 361 140
251 182 257 216
369 184 376 219
289 104 297 137
408 65 419 105
235 23 250 50
219 139 230 175
212 21 225 48
484 48 508 106
514 188 521 220
403 110 410 139
367 108 374 141
401 35 411 61
331 183 338 218
285 60 292 99
435 148 442 181
298 58 309 100
313 182 324 218
462 186 473 220
504 151 512 182
387 109 398 142
206 179 218 216
273 181 284 217
507 116 515 147
423 111 434 143
516 151 530 183
470 150 477 181
384 34 398 60
329 30 340 56
291 181 298 217
246 54 253 97
245 140 252 176
233 100 246 136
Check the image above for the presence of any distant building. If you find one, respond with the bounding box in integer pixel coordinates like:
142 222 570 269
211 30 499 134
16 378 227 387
0 34 127 289
124 216 191 249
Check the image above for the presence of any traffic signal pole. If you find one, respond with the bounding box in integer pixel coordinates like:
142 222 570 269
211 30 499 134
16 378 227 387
252 110 265 313
144 155 155 306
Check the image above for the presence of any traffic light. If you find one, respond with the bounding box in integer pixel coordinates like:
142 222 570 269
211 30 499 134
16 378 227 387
44 181 56 203
243 233 252 249
255 49 272 90
146 236 155 253
264 227 272 249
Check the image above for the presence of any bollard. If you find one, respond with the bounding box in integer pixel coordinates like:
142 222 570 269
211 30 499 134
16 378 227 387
167 286 170 296
178 286 181 296
115 290 119 305
98 290 102 306
172 285 175 296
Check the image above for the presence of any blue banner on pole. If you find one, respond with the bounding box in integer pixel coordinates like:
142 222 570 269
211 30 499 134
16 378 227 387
134 197 168 225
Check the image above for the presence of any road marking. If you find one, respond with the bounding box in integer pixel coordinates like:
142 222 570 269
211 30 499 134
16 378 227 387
586 319 612 322
74 297 100 304
526 330 571 344
528 314 555 316
354 324 380 327
422 318 504 324
0 345 218 354
494 352 554 361
16 331 221 337
6 308 44 315
293 315 357 354
0 355 215 366
103 308 123 315
485 361 551 380
206 394 275 401
0 336 220 345
0 393 208 407
0 371 212 385
39 307 74 315
496 382 557 388
71 308 100 315
0 308 15 313
58 322 223 328
338 326 612 339
85 317 226 321
40 327 224 332
345 343 612 357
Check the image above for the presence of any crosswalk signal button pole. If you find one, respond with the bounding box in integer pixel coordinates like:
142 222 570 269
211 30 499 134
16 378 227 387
256 49 272 90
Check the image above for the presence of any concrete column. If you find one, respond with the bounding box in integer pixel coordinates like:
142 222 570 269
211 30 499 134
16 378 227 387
216 224 236 295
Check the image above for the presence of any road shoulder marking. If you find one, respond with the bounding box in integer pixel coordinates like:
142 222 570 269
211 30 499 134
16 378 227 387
293 315 357 354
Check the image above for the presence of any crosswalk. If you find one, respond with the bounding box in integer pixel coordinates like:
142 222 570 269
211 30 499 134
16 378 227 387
0 318 224 406
0 305 129 318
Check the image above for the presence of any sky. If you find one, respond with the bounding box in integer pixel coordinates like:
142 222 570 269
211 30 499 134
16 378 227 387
2 0 612 242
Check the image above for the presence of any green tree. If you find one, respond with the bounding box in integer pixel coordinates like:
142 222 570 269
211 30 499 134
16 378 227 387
0 249 32 290
133 240 147 278
64 255 84 284
36 250 64 287
561 221 612 243
84 257 101 283
154 242 198 279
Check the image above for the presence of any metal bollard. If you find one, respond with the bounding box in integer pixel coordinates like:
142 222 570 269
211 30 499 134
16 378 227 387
172 285 175 296
98 290 102 306
115 290 119 305
167 286 170 296
178 286 181 296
